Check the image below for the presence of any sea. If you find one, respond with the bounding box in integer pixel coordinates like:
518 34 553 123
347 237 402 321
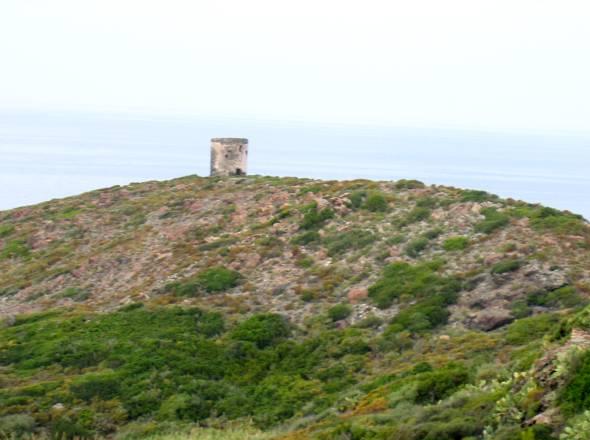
1 110 589 219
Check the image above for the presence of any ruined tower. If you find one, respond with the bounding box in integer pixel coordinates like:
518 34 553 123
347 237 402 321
210 138 248 177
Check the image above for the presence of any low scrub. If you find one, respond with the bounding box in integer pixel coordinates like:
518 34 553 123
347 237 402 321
165 267 241 296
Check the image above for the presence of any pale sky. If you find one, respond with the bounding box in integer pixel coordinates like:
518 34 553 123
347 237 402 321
1 0 589 132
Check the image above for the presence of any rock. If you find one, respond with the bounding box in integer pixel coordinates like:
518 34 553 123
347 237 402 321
348 287 369 304
470 309 514 331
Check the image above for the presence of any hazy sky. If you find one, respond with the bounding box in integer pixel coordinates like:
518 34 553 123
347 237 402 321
1 0 589 132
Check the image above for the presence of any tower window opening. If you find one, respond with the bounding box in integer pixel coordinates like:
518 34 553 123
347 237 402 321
235 168 243 175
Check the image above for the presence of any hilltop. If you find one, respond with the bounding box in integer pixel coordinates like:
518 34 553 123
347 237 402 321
1 175 590 439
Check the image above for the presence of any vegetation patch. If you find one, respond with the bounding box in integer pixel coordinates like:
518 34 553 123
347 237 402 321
443 236 470 251
323 228 377 256
475 208 510 234
368 261 461 309
491 259 523 274
328 304 352 322
0 239 30 260
0 224 15 238
299 202 335 230
405 237 430 258
165 267 241 296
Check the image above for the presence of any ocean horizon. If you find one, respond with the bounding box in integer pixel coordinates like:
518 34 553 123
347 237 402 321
1 110 589 219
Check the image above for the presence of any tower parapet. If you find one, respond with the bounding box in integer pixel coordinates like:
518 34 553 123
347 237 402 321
210 138 248 177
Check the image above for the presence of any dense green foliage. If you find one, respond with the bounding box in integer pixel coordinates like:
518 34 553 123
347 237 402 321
165 267 241 296
328 304 352 322
299 202 335 230
323 229 376 256
491 259 523 274
561 350 590 415
475 208 510 234
364 192 388 212
0 239 30 260
405 237 429 258
443 236 470 251
368 261 461 309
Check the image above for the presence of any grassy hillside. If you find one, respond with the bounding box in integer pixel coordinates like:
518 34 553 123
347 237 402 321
1 175 590 439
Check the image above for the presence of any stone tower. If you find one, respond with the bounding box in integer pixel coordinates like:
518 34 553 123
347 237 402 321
210 138 248 177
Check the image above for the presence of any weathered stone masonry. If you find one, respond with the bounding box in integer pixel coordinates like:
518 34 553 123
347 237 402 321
210 138 248 177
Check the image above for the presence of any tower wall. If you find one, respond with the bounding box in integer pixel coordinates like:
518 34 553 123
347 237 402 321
210 138 248 177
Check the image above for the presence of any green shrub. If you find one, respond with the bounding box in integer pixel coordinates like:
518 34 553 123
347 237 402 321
0 224 15 238
491 259 523 274
423 228 443 239
443 236 470 251
230 313 291 349
195 312 225 337
328 304 352 322
0 240 30 260
365 192 388 212
505 314 560 345
368 261 460 309
461 190 498 203
403 207 431 224
166 267 241 296
561 350 590 414
59 287 91 302
70 372 121 402
324 229 376 256
561 411 590 440
475 208 510 234
527 286 584 309
349 190 367 209
386 295 453 334
0 414 36 438
514 205 587 236
405 237 430 258
414 363 469 404
292 231 321 245
395 179 425 189
299 202 335 230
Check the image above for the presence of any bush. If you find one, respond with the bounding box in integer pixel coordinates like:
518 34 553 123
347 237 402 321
299 202 334 230
59 287 91 302
475 208 510 234
70 372 121 402
0 240 30 260
403 207 431 225
443 236 469 251
527 286 584 309
195 312 225 337
514 205 587 236
505 314 560 345
386 296 453 334
349 191 367 209
461 190 498 203
323 229 376 256
230 314 291 349
166 267 241 296
561 351 590 414
491 259 523 274
364 192 388 212
292 231 321 245
414 363 469 404
368 261 460 309
405 237 429 258
395 179 425 189
0 414 36 438
328 304 352 322
0 224 15 238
